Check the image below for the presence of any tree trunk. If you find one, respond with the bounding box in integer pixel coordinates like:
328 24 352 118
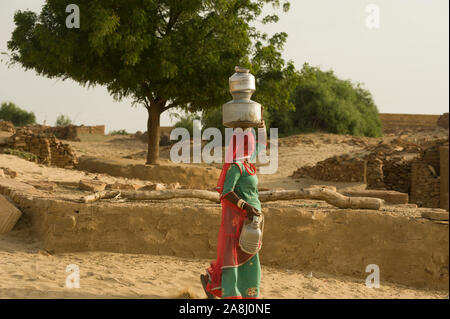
146 102 163 165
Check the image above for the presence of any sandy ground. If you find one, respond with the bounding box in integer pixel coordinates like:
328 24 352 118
0 227 447 299
1 130 449 299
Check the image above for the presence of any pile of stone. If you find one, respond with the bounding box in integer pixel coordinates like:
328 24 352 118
291 138 421 191
292 135 449 208
437 113 449 130
291 154 367 182
0 121 15 133
365 138 422 156
6 129 78 168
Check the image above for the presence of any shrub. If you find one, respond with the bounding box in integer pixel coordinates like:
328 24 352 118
110 129 128 135
55 114 72 127
171 110 201 138
0 102 36 127
270 64 382 137
2 148 38 162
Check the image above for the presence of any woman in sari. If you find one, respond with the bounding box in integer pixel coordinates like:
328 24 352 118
201 119 267 299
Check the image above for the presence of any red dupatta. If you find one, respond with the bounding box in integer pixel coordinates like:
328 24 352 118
206 129 257 298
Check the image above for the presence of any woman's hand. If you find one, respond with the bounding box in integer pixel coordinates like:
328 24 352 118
258 106 265 128
244 203 261 220
258 119 266 129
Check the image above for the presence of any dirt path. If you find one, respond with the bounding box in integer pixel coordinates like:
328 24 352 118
0 228 447 299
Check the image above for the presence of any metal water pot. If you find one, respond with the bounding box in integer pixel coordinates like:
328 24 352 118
239 214 263 255
223 66 262 128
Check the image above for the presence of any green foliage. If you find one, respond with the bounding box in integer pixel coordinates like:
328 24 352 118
202 107 225 140
8 0 291 109
8 0 294 163
0 102 36 126
2 148 38 162
171 110 201 138
268 64 383 137
55 114 72 126
109 129 128 135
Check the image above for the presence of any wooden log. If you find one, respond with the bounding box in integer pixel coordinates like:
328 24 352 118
0 194 22 233
120 189 221 203
79 187 384 210
259 188 384 210
343 190 408 205
80 190 121 203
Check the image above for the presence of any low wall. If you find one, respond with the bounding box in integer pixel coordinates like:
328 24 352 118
441 146 449 211
379 113 440 133
76 125 105 135
0 178 448 290
76 156 221 189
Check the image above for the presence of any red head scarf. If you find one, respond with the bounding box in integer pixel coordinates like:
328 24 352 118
216 129 256 194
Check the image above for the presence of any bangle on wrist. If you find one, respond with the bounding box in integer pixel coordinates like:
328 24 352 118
237 199 246 209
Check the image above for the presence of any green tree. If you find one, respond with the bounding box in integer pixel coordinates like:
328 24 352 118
55 114 72 126
0 102 36 126
268 64 382 137
171 110 201 138
8 0 293 164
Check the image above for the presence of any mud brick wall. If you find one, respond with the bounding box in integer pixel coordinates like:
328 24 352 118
291 155 367 182
76 125 105 135
441 146 449 211
44 125 79 141
7 130 78 168
411 162 440 208
366 157 384 189
382 157 412 194
437 113 449 129
422 143 442 175
379 113 440 133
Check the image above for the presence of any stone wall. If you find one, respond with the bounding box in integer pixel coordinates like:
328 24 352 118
410 141 447 208
7 129 78 168
291 138 450 207
24 124 105 140
381 157 412 194
411 162 440 208
292 141 418 193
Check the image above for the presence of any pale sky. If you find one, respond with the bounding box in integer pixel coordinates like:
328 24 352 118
0 0 448 133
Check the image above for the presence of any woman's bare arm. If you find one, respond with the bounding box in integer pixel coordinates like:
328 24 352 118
223 192 261 220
